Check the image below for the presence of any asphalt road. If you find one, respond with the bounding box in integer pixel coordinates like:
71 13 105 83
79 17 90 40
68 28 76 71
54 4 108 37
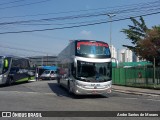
0 80 160 120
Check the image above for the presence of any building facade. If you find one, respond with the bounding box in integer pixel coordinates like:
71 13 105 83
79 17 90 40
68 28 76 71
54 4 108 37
109 45 117 59
119 48 146 62
28 56 58 67
119 49 133 62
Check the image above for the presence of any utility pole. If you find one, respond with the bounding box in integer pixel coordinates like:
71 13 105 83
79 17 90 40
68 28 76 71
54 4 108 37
153 57 156 87
107 14 116 57
41 56 43 66
47 54 48 66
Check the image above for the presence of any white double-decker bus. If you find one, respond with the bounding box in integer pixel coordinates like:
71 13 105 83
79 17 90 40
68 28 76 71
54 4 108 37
58 40 112 95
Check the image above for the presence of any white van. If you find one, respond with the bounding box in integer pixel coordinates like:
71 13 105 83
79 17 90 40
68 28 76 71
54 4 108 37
40 70 58 80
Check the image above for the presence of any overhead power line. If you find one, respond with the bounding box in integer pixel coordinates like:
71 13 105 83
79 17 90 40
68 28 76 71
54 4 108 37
0 0 159 20
0 0 52 10
0 0 159 34
16 7 160 26
0 0 26 6
0 45 51 54
0 0 159 26
17 19 106 26
0 12 109 25
0 11 160 35
0 3 160 26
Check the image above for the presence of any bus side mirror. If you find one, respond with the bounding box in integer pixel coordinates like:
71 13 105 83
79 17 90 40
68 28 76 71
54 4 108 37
111 58 118 68
4 59 9 68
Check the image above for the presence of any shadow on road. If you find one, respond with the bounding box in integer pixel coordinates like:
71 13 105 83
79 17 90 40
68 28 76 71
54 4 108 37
48 82 107 99
0 80 31 88
48 83 72 97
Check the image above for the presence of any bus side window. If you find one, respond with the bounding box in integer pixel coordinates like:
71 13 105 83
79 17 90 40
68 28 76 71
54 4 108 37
10 67 19 74
105 48 110 56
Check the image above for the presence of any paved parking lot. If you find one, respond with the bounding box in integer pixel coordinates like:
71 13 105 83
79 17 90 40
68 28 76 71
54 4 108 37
0 80 160 119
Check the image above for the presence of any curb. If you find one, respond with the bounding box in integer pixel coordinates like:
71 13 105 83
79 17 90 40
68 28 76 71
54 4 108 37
112 89 160 97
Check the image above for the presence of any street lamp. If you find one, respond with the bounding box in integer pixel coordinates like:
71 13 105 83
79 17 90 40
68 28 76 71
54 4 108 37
107 14 116 57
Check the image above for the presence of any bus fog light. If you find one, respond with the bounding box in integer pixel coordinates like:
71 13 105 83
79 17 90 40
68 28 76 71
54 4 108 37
77 84 86 87
76 82 85 87
105 84 111 88
107 89 111 93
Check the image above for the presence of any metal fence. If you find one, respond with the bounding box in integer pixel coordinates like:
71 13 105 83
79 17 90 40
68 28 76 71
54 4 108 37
112 67 160 89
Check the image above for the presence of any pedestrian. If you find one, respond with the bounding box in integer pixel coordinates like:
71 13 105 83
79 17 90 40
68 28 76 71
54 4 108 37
36 73 39 81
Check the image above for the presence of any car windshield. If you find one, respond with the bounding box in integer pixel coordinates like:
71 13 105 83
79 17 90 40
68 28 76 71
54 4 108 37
43 70 50 74
0 57 3 74
77 61 111 82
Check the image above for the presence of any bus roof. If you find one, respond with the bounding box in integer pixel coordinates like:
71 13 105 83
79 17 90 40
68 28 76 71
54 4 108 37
70 39 107 43
38 66 57 71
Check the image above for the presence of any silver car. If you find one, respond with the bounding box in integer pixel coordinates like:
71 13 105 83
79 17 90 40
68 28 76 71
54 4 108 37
40 70 58 80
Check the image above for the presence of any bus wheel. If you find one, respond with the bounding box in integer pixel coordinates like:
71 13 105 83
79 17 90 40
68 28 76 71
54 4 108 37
6 78 14 86
57 78 60 84
68 82 72 93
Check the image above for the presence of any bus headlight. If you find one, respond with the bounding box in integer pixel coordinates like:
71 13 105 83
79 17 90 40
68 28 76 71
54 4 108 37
76 82 86 88
104 84 111 88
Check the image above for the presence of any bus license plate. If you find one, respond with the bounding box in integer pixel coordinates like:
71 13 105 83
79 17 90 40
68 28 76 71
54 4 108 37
92 90 97 94
91 84 100 86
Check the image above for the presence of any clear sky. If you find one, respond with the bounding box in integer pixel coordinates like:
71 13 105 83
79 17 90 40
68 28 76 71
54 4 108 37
0 0 160 57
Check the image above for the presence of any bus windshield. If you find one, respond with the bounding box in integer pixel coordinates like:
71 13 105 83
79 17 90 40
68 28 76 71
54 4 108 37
0 57 3 74
77 41 110 56
77 61 111 82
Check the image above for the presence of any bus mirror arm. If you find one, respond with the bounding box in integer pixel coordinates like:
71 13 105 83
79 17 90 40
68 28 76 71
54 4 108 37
4 59 9 68
111 57 118 68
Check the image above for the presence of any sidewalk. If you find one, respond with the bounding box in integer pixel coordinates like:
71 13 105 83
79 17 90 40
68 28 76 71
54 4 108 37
112 85 160 96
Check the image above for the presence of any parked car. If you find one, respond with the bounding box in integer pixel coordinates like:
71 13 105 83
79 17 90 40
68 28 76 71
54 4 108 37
40 70 58 80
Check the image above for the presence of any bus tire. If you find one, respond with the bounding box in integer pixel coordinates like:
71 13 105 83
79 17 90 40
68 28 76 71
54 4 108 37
68 81 72 94
57 78 60 84
6 77 14 86
57 79 59 84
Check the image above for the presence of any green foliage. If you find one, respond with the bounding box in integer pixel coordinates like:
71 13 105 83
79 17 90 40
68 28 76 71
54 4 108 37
121 16 148 49
121 16 160 65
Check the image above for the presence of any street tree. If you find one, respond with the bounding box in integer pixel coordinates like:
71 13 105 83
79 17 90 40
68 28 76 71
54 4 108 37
138 26 160 65
121 16 160 65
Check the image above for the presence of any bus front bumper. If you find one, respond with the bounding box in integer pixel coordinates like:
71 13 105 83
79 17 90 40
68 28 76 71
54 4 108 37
74 85 112 95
